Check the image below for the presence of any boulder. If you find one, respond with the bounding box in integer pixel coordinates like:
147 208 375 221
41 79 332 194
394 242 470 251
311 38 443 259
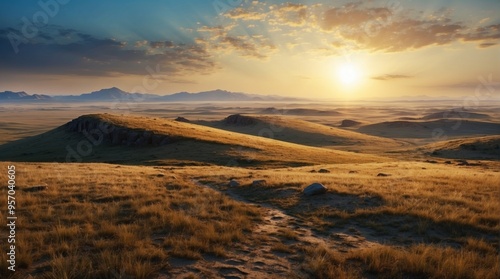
318 169 330 173
377 173 390 177
252 180 267 187
303 183 327 196
228 180 240 187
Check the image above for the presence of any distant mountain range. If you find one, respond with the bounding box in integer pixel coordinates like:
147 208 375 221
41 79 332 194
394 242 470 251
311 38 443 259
0 91 52 101
0 87 303 102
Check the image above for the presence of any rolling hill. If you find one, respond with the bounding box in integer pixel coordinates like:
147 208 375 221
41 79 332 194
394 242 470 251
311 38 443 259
358 119 500 139
419 135 500 160
0 113 388 167
195 114 409 152
422 110 490 120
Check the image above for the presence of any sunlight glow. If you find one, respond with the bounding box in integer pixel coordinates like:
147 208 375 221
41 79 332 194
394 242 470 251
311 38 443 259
336 62 362 87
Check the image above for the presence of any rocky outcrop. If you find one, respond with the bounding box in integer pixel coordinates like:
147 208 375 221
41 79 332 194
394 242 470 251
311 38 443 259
175 117 190 123
223 114 257 126
65 116 181 147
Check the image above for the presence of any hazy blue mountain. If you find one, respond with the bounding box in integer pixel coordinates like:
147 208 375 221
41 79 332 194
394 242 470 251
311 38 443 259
1 88 304 102
0 91 52 101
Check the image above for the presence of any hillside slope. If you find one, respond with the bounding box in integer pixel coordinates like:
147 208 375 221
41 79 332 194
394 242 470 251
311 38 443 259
0 114 388 167
197 114 408 153
419 135 500 160
358 119 500 139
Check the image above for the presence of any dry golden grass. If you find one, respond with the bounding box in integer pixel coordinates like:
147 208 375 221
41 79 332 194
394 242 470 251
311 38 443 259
188 161 500 278
193 161 500 233
0 162 260 278
352 243 500 279
299 242 500 279
0 159 498 278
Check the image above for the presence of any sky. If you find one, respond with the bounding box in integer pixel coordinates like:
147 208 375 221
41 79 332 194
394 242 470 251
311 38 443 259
0 0 499 99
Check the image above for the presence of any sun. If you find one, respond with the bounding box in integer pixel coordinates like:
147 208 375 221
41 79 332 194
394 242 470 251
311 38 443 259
336 62 362 86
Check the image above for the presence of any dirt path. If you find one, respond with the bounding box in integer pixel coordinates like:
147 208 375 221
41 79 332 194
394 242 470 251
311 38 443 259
159 180 378 278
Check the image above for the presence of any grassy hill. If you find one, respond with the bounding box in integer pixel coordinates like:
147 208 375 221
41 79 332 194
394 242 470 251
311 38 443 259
0 113 388 167
420 135 500 160
358 119 500 139
196 114 408 153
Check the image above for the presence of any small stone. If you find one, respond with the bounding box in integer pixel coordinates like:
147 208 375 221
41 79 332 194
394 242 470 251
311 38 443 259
377 173 390 177
318 169 330 173
303 183 327 196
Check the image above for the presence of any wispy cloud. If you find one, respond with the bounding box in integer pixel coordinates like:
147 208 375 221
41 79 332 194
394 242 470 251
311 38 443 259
372 74 413 81
478 42 497 48
197 23 276 60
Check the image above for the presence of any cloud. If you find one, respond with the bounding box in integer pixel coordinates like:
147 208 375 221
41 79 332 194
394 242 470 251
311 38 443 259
478 42 497 48
372 74 413 81
271 3 308 27
461 24 500 42
218 2 500 55
316 4 469 52
197 24 275 59
317 4 500 53
0 26 217 78
225 7 266 20
149 41 174 49
322 6 392 30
